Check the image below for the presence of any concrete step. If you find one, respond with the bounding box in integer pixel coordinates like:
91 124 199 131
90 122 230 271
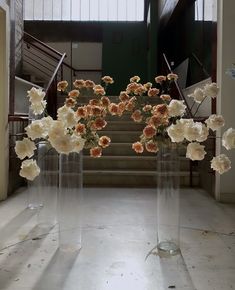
83 155 191 171
83 169 199 187
98 131 141 143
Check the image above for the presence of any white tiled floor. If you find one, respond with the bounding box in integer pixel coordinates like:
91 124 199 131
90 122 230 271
0 188 235 290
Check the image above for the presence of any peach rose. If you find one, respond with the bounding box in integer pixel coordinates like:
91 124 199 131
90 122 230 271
152 104 168 116
126 101 135 111
148 115 162 128
144 82 152 90
91 106 103 116
101 96 111 107
89 99 100 106
85 80 95 88
155 75 166 83
90 146 102 158
75 123 86 135
119 91 130 102
99 136 111 148
57 80 68 92
117 102 126 116
102 76 114 84
76 107 87 118
126 82 139 94
109 103 119 115
134 85 147 96
145 141 159 153
167 73 178 81
93 85 105 95
91 118 107 130
148 88 159 97
68 89 80 98
65 97 77 107
130 76 140 83
143 105 152 112
73 79 85 89
160 94 171 102
132 142 144 153
131 110 143 122
143 125 156 138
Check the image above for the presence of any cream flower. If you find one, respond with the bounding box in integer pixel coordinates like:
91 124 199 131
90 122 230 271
25 120 46 140
184 121 202 142
50 134 75 154
188 88 205 103
196 123 209 142
168 100 186 117
40 116 54 133
211 154 231 174
27 87 46 103
205 114 225 131
48 121 66 141
15 138 36 160
222 128 235 150
19 159 40 181
186 142 206 161
203 82 219 98
71 135 86 153
57 105 79 128
102 76 114 84
167 121 185 143
30 100 47 115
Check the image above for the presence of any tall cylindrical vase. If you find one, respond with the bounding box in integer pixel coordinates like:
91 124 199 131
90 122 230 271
157 142 180 255
36 141 58 232
58 151 83 252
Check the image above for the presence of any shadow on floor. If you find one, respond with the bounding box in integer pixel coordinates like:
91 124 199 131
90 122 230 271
32 248 80 290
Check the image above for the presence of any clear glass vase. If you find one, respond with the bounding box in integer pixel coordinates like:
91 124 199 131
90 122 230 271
58 151 83 252
157 142 180 255
36 141 58 232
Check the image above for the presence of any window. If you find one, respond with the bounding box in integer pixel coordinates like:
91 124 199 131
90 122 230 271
24 0 145 22
195 0 216 21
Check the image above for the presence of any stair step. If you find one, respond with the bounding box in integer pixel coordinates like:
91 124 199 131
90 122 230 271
83 170 199 187
83 155 190 171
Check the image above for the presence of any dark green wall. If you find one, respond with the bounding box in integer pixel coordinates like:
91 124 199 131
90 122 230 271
102 22 148 95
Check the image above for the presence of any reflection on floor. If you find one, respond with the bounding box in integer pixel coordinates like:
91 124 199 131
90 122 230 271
0 188 235 290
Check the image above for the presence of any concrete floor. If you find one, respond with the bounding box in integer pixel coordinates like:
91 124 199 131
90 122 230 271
0 188 235 290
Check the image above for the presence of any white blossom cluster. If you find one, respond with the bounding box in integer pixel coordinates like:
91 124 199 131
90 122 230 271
166 83 235 174
15 87 85 181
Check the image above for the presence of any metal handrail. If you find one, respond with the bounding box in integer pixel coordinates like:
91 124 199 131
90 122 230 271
162 53 193 118
24 31 63 57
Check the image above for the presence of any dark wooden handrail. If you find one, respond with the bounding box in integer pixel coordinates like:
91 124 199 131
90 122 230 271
24 31 63 57
163 53 193 118
8 114 29 121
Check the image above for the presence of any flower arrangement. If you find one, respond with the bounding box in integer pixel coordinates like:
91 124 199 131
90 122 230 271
117 74 235 175
15 77 114 181
14 73 235 181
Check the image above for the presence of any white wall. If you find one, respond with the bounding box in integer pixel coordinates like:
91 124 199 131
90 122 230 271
216 0 235 202
0 1 10 200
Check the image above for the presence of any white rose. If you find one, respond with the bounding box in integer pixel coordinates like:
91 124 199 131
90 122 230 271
184 121 202 142
25 120 47 140
41 116 54 132
168 100 186 117
188 88 205 103
71 135 86 153
211 154 231 174
15 138 36 160
222 128 235 150
196 123 209 142
48 121 66 142
205 114 225 131
203 82 219 98
30 100 47 115
19 159 40 181
186 142 206 161
57 105 79 128
50 134 75 154
27 87 46 103
167 121 185 142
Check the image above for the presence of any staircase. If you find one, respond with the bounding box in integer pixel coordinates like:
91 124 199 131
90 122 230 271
57 94 199 187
